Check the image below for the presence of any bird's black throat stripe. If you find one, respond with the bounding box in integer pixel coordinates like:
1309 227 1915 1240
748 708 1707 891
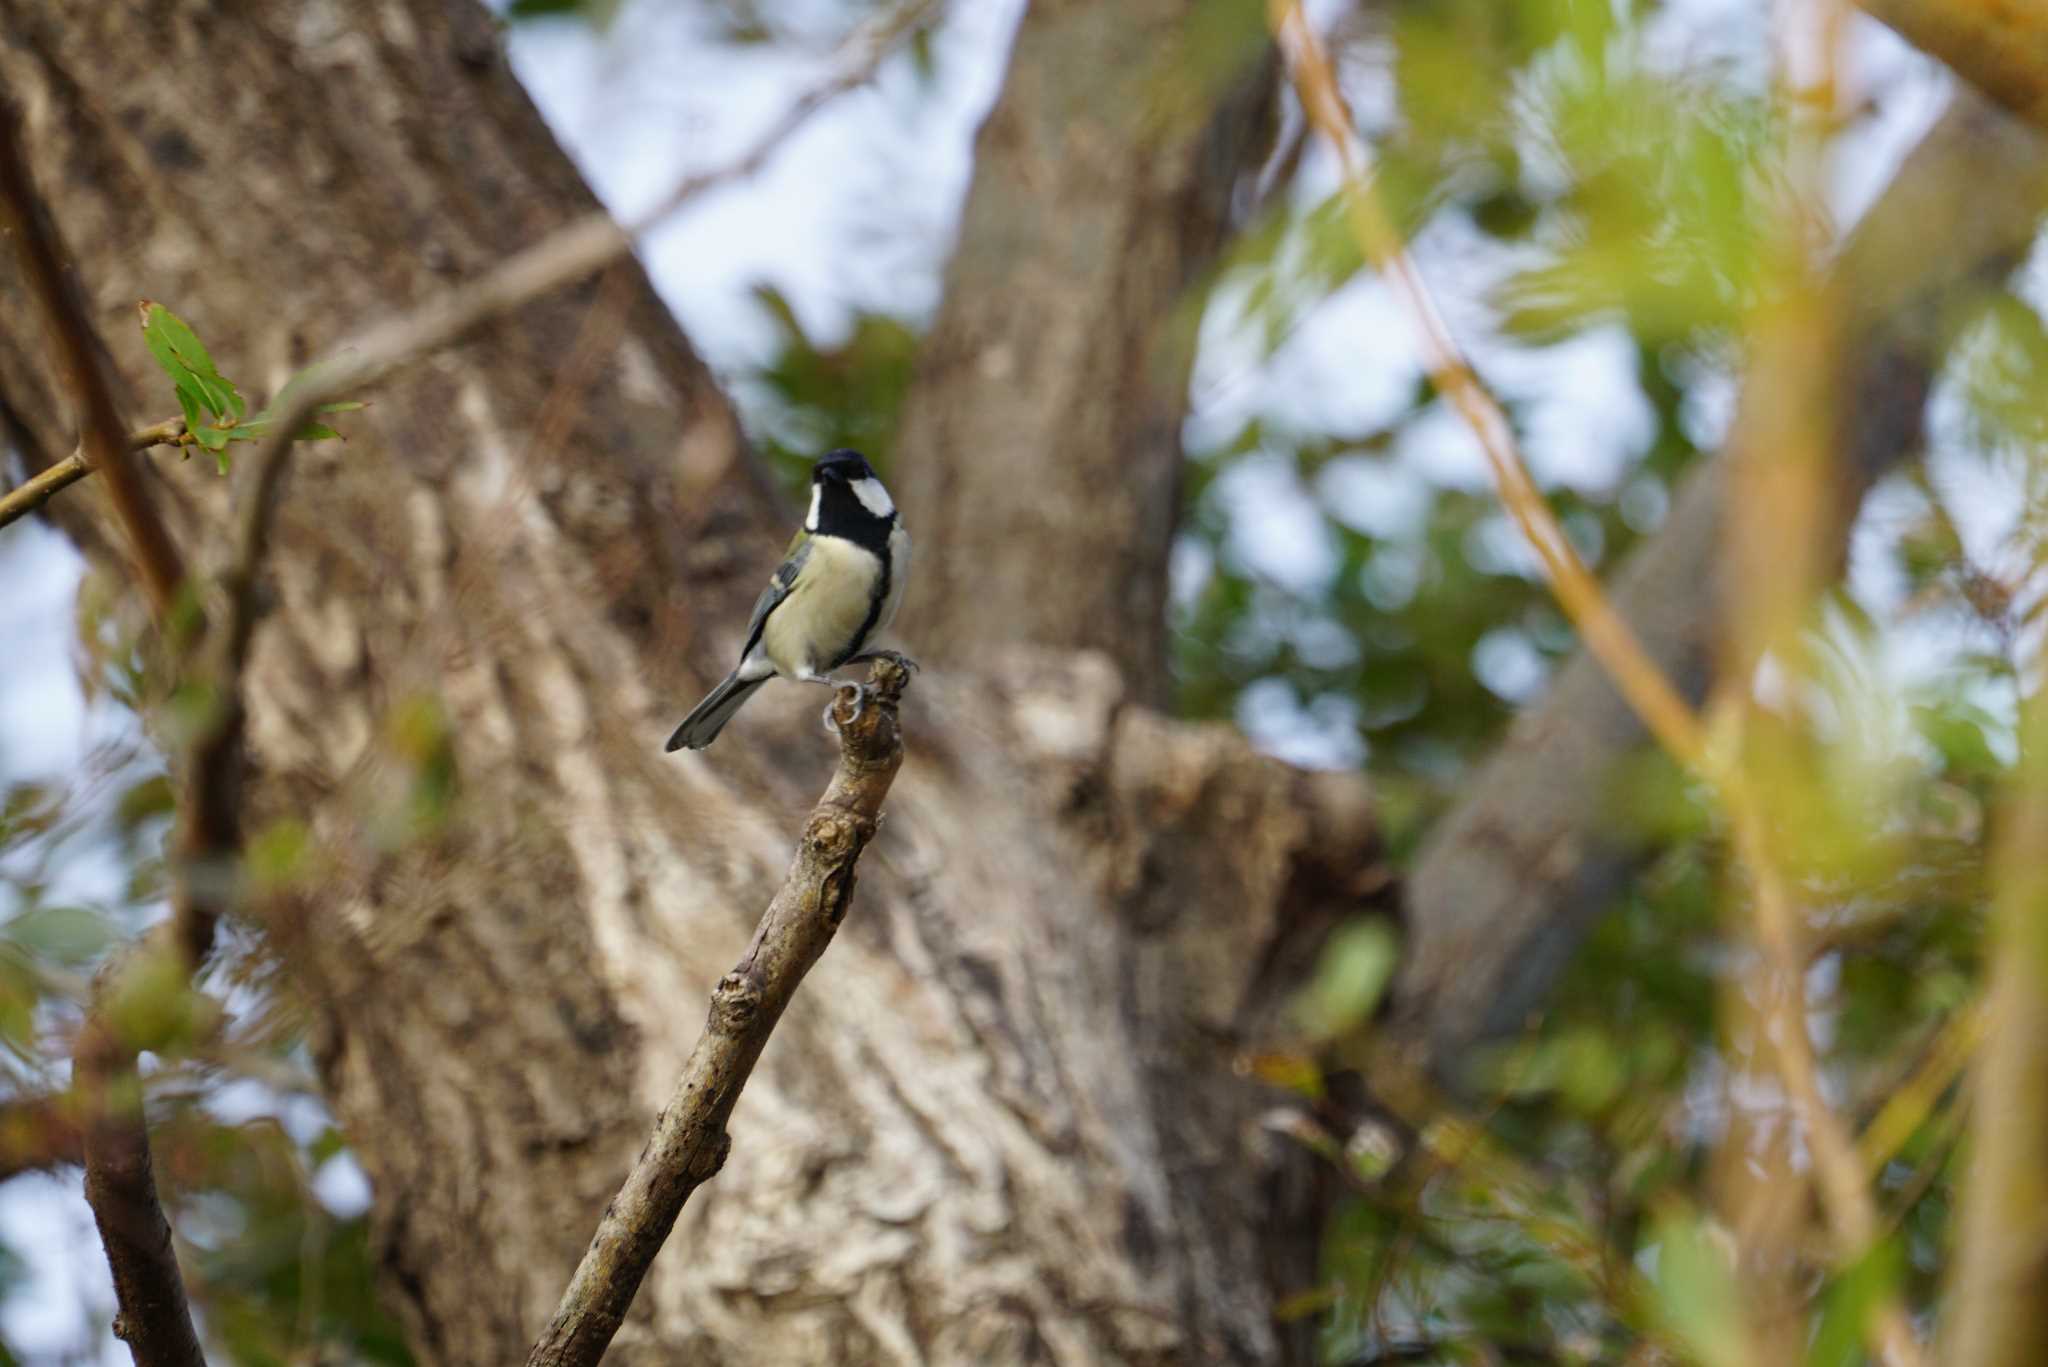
838 544 891 669
812 476 896 668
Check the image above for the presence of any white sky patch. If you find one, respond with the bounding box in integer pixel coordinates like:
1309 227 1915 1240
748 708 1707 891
1189 270 1426 451
1317 455 1432 541
313 1152 374 1218
1236 677 1367 771
508 0 1024 372
1473 628 1551 704
1215 453 1340 593
0 1174 123 1365
0 527 102 780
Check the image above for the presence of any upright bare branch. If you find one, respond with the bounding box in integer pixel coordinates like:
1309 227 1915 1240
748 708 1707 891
0 93 221 1367
1943 679 2048 1365
528 658 913 1367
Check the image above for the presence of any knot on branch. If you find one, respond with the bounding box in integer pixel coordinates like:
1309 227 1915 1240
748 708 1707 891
687 1130 731 1181
708 970 763 1036
803 809 869 862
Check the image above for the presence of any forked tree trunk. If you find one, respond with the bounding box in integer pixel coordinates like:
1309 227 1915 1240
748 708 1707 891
0 2 1376 1362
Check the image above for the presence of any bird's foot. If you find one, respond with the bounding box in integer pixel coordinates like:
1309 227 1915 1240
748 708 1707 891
848 649 920 675
822 681 869 734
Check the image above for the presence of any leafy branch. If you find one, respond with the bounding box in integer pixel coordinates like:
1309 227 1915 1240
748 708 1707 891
136 302 362 472
0 303 362 534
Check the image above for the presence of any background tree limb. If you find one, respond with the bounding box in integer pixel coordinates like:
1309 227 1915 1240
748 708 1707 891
891 0 1279 705
1859 0 2048 126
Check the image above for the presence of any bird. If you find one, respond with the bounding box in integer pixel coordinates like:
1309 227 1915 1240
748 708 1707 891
665 448 912 751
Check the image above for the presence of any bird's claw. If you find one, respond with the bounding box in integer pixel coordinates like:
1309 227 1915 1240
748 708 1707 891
850 649 920 675
822 681 869 734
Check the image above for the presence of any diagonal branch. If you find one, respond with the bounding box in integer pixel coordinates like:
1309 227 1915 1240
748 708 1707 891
527 657 913 1367
1267 0 1708 770
1856 0 2048 128
0 97 184 618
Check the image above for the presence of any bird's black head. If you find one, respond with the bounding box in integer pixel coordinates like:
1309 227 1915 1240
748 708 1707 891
805 448 896 548
814 449 876 485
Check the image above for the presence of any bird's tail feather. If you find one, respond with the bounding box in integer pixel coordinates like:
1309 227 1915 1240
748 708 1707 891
665 672 769 751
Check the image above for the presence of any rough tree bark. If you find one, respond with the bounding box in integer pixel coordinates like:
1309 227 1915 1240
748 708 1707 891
0 3 1370 1364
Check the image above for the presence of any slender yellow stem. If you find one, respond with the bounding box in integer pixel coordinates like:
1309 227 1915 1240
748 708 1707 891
1265 0 1707 770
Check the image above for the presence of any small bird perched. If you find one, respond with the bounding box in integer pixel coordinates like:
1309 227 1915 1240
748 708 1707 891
666 448 912 751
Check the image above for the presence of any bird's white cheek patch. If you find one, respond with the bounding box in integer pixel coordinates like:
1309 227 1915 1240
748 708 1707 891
805 483 823 531
850 477 895 518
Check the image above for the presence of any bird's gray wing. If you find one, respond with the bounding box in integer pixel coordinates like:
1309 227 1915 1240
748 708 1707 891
740 531 811 660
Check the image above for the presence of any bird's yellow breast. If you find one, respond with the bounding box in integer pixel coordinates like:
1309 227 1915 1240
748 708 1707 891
760 536 882 676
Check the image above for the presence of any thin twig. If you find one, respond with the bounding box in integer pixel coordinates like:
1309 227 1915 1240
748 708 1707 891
72 1009 206 1367
1265 0 1707 768
1729 815 1925 1366
1706 4 1923 1359
527 658 913 1367
0 99 185 617
167 410 300 969
1856 1000 1986 1180
0 419 185 532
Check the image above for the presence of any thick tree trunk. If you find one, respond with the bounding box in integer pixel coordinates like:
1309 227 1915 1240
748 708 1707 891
891 1 1276 707
0 3 1367 1363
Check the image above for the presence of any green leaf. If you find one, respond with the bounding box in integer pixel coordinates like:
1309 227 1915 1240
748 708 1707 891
138 301 245 420
5 904 111 966
295 422 342 442
194 424 234 474
114 774 175 830
1292 918 1400 1042
1648 1209 1748 1367
174 385 203 439
1808 1238 1906 1367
